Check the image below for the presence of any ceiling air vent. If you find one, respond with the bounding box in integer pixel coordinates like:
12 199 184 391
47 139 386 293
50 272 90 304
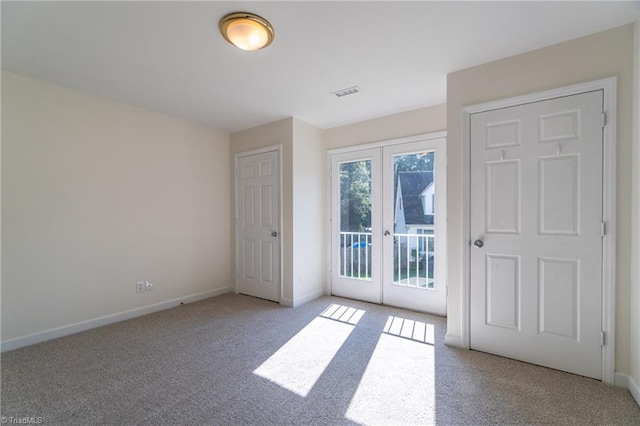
331 86 361 98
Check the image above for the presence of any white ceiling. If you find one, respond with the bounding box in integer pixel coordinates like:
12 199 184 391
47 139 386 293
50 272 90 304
2 1 638 133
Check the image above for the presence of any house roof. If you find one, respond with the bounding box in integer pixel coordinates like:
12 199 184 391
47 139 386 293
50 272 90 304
398 172 434 225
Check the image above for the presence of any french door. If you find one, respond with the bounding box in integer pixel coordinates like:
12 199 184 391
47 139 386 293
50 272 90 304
330 137 446 315
330 148 382 304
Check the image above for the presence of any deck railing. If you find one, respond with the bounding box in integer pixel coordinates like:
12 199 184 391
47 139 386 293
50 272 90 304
340 232 372 280
394 233 434 289
339 232 434 289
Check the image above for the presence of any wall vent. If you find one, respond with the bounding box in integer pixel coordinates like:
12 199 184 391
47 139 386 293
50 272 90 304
331 86 361 97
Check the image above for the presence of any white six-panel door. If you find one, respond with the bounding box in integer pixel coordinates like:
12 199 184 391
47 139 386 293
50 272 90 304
236 150 281 302
470 91 604 379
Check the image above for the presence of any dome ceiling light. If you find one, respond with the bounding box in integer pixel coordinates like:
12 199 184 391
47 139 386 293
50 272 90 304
219 12 274 51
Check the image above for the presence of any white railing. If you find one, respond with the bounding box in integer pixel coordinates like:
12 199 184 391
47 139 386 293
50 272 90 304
340 232 372 280
394 233 434 290
339 232 435 289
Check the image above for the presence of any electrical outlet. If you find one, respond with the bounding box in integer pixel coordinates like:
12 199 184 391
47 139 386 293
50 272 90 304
145 281 154 292
136 282 145 293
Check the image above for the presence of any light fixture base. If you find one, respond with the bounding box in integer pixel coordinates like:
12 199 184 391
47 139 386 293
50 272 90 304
219 12 275 51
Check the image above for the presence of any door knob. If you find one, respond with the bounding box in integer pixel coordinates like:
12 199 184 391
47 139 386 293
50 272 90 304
271 231 278 237
473 239 484 248
384 230 390 236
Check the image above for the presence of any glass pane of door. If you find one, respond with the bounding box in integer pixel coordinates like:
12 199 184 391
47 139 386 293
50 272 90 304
392 151 435 289
339 160 372 281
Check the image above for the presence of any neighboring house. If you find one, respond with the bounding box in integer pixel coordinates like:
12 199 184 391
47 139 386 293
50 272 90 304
394 171 434 236
394 171 435 262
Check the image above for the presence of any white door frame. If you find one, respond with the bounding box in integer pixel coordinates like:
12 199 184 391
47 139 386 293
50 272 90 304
460 78 617 384
326 130 447 302
234 145 283 303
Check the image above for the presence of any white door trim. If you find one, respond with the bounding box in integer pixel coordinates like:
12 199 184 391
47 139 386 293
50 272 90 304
327 131 447 155
234 145 283 303
460 78 617 384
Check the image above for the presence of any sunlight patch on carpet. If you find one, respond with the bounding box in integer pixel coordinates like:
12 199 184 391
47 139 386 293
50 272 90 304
253 305 364 397
383 315 435 344
345 324 436 425
319 303 366 325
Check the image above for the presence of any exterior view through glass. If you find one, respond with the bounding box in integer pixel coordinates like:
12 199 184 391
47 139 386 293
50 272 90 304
339 160 372 281
392 152 435 289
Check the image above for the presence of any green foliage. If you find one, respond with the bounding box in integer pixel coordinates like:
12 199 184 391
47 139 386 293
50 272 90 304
340 161 371 232
339 152 434 232
395 152 434 172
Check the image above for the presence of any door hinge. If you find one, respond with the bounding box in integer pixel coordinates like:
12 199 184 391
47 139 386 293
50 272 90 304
601 222 606 237
601 331 605 346
601 112 606 128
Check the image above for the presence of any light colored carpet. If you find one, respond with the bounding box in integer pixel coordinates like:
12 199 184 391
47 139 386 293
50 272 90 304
2 293 639 425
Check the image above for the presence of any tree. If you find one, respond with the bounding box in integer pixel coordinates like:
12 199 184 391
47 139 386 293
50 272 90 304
395 152 434 172
340 161 371 232
338 152 434 233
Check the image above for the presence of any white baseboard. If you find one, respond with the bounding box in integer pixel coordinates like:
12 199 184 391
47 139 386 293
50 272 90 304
444 333 466 348
280 289 326 308
612 372 640 407
293 288 326 307
280 297 294 307
629 374 640 407
615 372 629 388
1 286 232 353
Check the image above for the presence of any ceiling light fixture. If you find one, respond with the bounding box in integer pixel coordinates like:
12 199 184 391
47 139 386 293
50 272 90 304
219 12 274 51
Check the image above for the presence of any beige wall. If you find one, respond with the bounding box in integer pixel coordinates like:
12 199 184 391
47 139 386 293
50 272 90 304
292 119 326 303
230 117 325 306
2 72 231 342
230 106 448 307
447 24 635 374
230 118 294 302
324 104 446 150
